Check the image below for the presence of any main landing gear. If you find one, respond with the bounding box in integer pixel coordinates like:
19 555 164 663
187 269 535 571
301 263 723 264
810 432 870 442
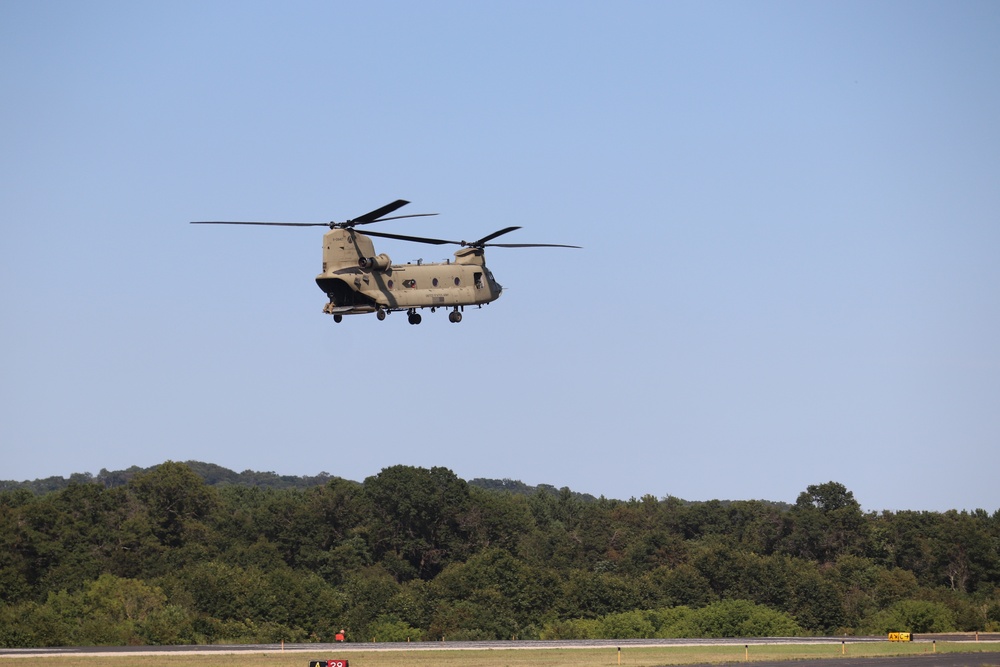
334 307 463 325
405 307 462 324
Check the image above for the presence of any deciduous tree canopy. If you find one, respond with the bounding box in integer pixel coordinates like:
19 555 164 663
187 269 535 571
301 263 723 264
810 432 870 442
1 463 998 646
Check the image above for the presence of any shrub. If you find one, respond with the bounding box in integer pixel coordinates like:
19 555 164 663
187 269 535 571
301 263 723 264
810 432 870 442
673 600 803 637
861 599 956 634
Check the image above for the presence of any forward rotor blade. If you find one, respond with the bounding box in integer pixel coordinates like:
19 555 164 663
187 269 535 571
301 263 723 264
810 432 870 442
473 226 521 245
485 242 583 248
190 221 328 227
362 225 581 249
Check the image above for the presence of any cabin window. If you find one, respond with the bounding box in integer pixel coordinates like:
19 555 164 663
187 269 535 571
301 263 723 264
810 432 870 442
454 277 460 286
403 279 416 288
387 280 393 289
432 278 439 287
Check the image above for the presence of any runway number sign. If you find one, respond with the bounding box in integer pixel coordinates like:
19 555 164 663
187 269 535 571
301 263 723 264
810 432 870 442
309 661 349 667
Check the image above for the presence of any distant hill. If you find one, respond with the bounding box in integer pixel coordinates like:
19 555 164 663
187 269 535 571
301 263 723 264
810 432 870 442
2 462 605 501
0 461 789 510
467 477 599 502
0 461 338 494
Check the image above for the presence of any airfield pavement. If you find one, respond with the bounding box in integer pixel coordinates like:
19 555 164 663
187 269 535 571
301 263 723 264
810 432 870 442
3 635 1000 665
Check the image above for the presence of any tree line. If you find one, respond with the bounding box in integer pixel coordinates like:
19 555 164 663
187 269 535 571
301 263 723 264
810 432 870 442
1 461 998 646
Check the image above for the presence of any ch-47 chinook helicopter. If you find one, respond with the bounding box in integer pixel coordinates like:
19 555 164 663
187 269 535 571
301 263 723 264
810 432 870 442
192 200 579 324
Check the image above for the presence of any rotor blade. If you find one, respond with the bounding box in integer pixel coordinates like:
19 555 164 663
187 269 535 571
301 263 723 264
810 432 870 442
485 242 582 248
350 199 410 225
360 229 456 245
359 212 438 224
473 226 521 245
190 221 328 227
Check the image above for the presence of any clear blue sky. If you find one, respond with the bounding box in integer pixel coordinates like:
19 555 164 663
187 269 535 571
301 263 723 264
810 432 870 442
2 1 998 512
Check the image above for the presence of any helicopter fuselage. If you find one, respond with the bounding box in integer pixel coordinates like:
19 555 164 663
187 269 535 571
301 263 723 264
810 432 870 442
314 228 502 318
192 199 577 325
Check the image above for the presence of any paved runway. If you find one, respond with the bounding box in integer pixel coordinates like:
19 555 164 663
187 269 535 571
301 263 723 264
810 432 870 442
681 653 1000 667
2 635 999 666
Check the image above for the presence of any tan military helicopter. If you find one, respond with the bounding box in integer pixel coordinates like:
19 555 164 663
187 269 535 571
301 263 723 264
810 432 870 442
192 200 579 324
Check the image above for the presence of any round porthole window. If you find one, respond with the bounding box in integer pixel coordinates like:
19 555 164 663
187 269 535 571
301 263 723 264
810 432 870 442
454 277 460 286
432 278 439 287
387 280 394 289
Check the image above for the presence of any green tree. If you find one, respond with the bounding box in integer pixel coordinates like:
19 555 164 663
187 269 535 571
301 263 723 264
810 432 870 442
34 574 193 645
339 567 403 639
0 490 35 603
430 548 557 637
364 466 472 579
783 482 869 563
0 600 73 647
678 500 732 540
931 510 997 593
689 537 744 599
560 570 643 619
623 529 688 573
380 578 434 633
128 462 220 553
463 487 535 553
830 555 918 629
725 500 787 555
786 562 844 633
644 564 715 608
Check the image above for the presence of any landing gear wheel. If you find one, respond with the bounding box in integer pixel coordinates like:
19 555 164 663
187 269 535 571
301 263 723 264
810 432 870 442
408 312 422 325
449 310 463 323
333 314 343 323
376 309 386 321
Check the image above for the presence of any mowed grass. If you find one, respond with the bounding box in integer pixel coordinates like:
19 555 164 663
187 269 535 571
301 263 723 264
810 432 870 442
3 642 998 667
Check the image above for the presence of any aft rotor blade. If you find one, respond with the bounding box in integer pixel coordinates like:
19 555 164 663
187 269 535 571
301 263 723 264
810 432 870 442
362 212 438 224
190 221 328 227
350 199 410 225
361 230 455 245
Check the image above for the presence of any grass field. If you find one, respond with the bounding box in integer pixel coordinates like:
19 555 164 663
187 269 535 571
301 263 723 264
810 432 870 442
3 642 999 667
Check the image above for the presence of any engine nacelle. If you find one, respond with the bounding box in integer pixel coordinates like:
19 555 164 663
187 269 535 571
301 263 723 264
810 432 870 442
359 253 392 271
